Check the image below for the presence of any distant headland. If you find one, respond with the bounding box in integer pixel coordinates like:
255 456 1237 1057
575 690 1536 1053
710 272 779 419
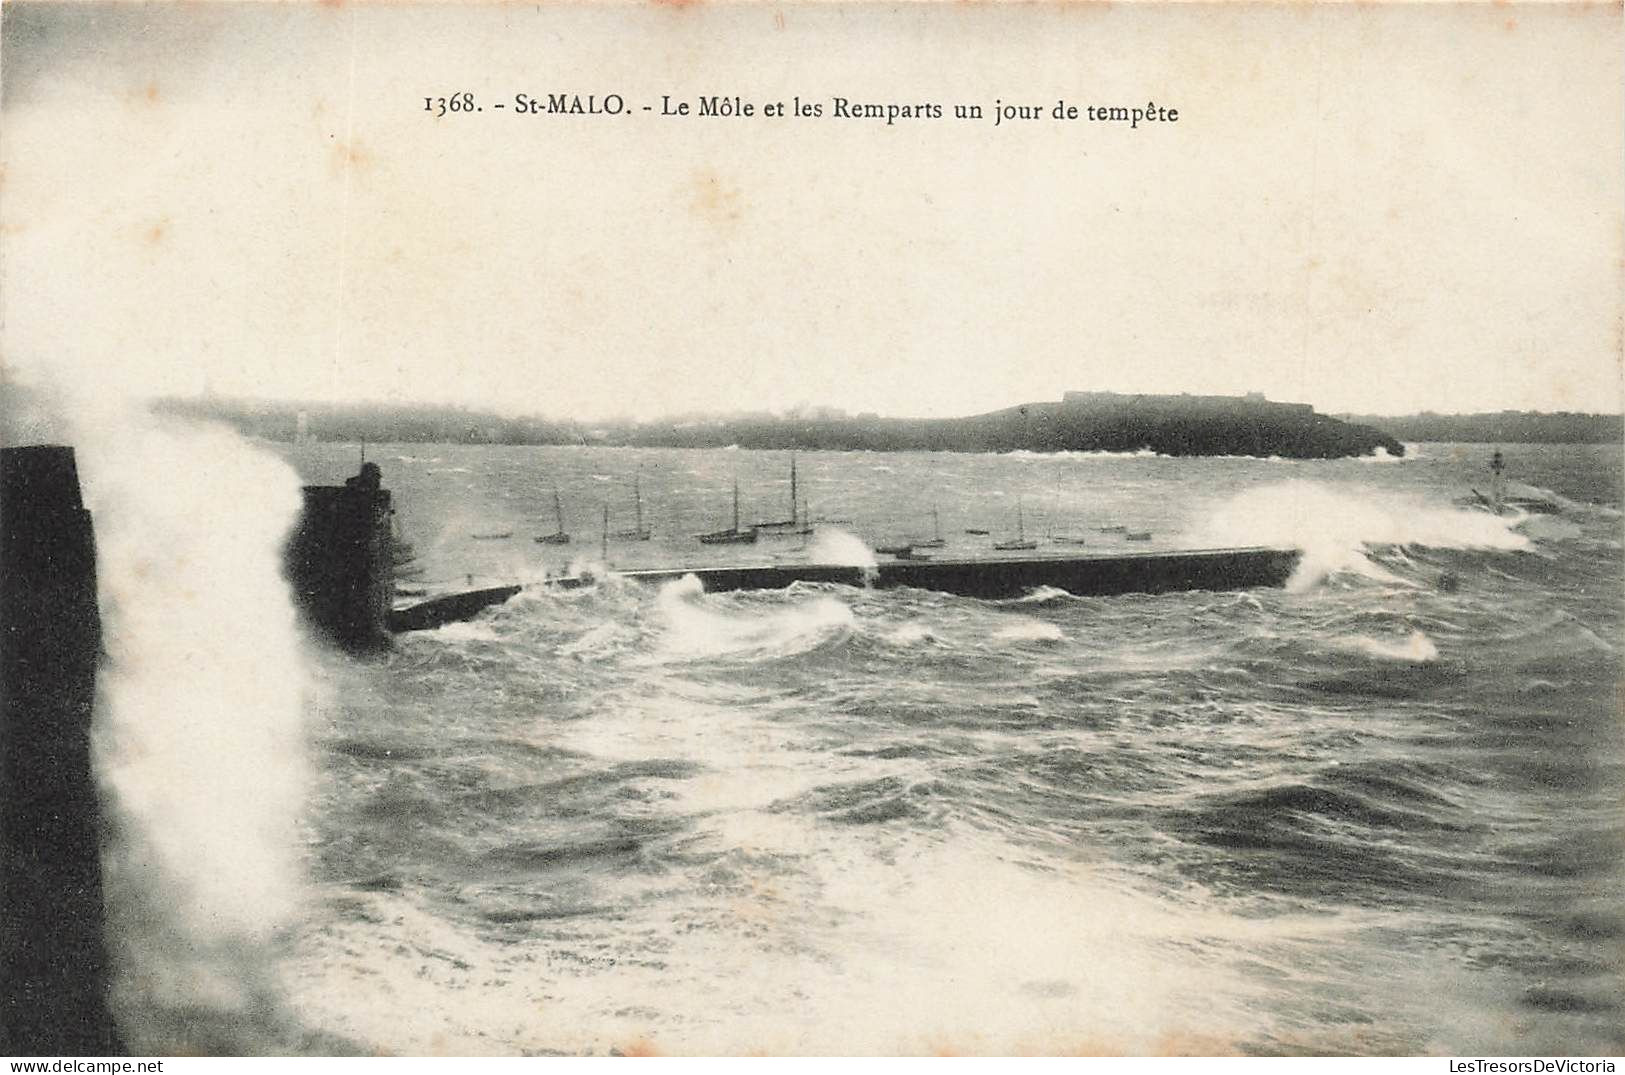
147 391 1405 460
1335 410 1623 445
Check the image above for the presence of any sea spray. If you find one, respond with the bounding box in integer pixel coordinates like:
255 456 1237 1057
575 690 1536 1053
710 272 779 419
1184 480 1530 591
76 405 314 1052
1356 445 1408 464
805 527 878 588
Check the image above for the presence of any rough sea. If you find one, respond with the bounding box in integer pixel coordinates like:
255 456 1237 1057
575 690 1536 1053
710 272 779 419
96 440 1623 1056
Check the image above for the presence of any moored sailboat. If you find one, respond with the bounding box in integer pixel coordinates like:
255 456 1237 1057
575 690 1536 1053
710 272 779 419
992 501 1038 551
535 487 571 545
612 472 652 541
914 505 947 549
697 480 758 545
754 454 804 534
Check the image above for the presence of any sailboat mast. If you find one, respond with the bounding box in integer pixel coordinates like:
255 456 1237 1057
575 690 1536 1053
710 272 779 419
732 479 740 532
601 504 609 562
554 488 564 532
634 473 643 532
789 454 798 525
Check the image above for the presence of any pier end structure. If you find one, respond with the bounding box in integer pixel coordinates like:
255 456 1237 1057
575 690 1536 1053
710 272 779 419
283 461 395 652
0 445 122 1054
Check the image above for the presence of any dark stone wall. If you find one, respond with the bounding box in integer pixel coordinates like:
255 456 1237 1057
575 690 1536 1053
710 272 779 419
619 547 1301 600
1 445 122 1054
283 465 395 653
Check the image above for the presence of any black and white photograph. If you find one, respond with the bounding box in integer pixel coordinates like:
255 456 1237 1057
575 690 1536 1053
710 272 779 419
1 0 1621 1058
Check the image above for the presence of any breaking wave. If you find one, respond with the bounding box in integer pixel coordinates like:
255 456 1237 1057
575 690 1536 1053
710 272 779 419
1186 481 1531 591
650 575 855 662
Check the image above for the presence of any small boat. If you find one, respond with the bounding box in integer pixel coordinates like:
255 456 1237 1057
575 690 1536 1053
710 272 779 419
913 506 947 549
697 480 758 545
701 528 758 545
612 473 652 541
535 488 570 545
1096 525 1127 534
875 543 914 556
1045 502 1087 545
471 531 512 541
755 454 805 534
1125 531 1153 542
992 503 1038 551
964 528 991 536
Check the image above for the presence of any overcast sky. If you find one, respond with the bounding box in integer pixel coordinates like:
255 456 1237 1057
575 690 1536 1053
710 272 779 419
2 2 1619 421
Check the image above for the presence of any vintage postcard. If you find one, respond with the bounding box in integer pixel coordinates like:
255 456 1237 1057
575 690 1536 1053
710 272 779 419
1 0 1621 1059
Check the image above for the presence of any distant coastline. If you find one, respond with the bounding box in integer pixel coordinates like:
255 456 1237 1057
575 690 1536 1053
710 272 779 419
142 391 1411 461
9 383 1616 456
1335 411 1623 445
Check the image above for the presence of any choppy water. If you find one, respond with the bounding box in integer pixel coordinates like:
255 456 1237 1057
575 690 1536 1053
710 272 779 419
217 444 1625 1053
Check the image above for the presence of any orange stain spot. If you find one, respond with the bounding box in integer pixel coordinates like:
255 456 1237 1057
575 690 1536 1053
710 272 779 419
330 138 374 176
1150 1030 1240 1056
128 80 161 106
618 1039 661 1057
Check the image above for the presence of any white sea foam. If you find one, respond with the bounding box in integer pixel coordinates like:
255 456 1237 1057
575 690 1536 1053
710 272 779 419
651 575 854 661
889 621 940 646
1357 445 1407 464
1340 629 1440 663
991 619 1066 643
1186 480 1531 591
1004 447 1163 460
421 618 502 644
286 839 1291 1055
1009 585 1074 604
1514 514 1585 543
